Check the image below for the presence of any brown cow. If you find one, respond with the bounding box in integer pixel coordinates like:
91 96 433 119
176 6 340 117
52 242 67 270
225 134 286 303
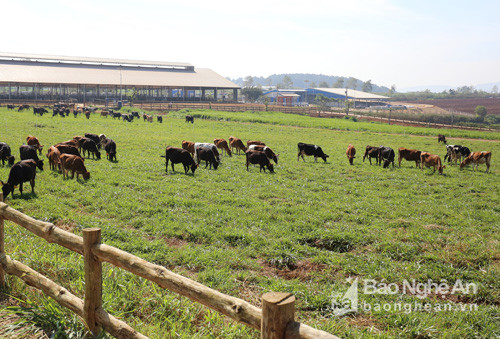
26 136 44 155
247 140 266 147
46 146 62 171
181 140 195 155
460 151 491 173
363 146 380 165
245 150 274 173
346 144 356 165
420 152 445 174
229 137 247 154
60 154 90 180
398 147 421 168
214 138 232 157
248 145 278 164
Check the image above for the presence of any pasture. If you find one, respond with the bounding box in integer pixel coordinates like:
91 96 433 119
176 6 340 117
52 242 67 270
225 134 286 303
0 107 499 338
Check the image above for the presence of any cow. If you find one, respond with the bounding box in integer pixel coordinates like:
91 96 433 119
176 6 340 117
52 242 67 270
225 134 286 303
26 136 44 155
85 111 91 119
7 104 15 110
378 146 395 168
214 138 232 157
84 133 102 149
248 145 278 164
438 134 447 144
0 142 15 166
345 144 356 165
196 147 219 170
146 115 153 123
46 146 62 171
17 106 24 112
103 138 117 161
420 152 445 174
162 146 197 174
81 139 101 159
247 140 266 147
33 107 48 116
398 148 421 168
297 143 329 162
112 112 122 119
246 150 274 173
185 115 194 123
460 151 491 173
131 111 140 119
157 116 163 123
19 145 44 171
363 146 380 165
444 145 471 164
229 136 247 154
100 110 109 118
181 140 196 155
98 134 108 149
56 139 79 148
54 144 81 158
1 159 37 198
59 154 90 180
194 143 220 165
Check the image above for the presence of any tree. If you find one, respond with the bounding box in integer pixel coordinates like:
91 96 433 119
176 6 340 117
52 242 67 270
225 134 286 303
389 85 396 96
474 105 487 121
314 94 331 116
492 85 498 94
333 77 344 88
281 75 293 89
243 76 255 88
362 80 373 92
346 77 358 90
319 81 329 88
241 87 263 103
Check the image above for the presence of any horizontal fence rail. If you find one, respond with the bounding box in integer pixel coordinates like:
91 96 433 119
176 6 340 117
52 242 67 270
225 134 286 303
0 194 338 339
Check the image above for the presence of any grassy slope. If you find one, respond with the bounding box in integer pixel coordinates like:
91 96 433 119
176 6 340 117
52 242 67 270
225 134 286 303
0 108 498 338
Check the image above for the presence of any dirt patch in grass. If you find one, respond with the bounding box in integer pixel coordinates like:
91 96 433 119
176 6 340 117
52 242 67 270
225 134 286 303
258 259 330 281
53 220 76 232
347 314 382 333
164 237 189 248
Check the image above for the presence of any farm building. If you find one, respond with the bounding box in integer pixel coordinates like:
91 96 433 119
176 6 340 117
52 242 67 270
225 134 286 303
262 89 307 106
0 52 240 104
306 88 389 108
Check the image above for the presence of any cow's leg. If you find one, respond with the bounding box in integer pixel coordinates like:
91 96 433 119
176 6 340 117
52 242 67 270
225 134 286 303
30 179 35 193
486 162 490 173
19 183 23 196
314 156 317 163
246 160 250 171
171 162 176 173
71 170 75 179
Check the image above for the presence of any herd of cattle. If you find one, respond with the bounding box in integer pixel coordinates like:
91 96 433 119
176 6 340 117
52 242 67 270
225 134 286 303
0 109 494 200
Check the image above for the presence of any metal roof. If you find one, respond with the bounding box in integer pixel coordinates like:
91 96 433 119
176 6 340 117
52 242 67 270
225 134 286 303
0 53 239 89
308 88 389 100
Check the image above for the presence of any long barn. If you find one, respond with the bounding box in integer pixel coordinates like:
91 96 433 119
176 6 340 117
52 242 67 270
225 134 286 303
0 52 240 104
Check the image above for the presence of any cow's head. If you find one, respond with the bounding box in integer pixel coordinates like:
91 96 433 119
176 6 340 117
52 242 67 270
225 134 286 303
322 154 329 162
460 156 472 169
190 163 198 174
1 181 13 199
8 155 15 166
83 172 90 180
438 165 446 174
37 160 44 171
267 163 274 173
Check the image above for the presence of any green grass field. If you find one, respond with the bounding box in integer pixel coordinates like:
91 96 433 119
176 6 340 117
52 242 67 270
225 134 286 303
0 107 498 338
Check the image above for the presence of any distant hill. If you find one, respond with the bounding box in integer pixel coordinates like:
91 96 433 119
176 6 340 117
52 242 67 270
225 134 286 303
230 73 390 93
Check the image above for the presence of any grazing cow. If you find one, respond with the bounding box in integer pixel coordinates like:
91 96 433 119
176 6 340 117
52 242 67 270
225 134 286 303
182 140 196 155
85 111 91 119
84 133 101 149
229 136 247 154
194 143 220 164
247 140 266 147
378 146 395 168
54 144 81 157
398 148 421 168
26 136 44 155
363 146 380 165
131 111 140 119
17 106 24 112
56 139 79 148
112 112 122 119
163 147 197 174
33 107 48 116
297 143 329 162
46 146 62 171
19 145 44 171
157 116 163 123
185 115 194 123
214 138 232 157
59 154 90 180
438 134 447 144
98 134 107 149
420 152 445 174
346 144 356 165
445 145 471 164
1 159 37 198
460 151 491 173
196 147 219 170
81 139 101 159
0 142 15 166
100 110 109 118
7 104 15 110
103 138 117 161
248 145 278 164
246 150 274 173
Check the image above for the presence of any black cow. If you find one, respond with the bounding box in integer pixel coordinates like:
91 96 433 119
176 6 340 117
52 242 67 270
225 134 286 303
81 139 101 159
157 116 163 123
0 142 15 166
7 104 15 110
196 147 219 170
163 146 197 174
33 107 48 116
112 112 122 119
438 134 447 144
363 146 380 165
185 115 194 123
54 144 81 158
103 138 117 161
19 145 44 171
1 159 37 198
84 133 101 149
378 146 395 168
297 143 329 162
246 150 274 172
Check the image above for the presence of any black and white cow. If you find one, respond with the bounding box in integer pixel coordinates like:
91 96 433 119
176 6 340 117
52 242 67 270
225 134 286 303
444 145 471 164
297 143 329 162
194 143 220 165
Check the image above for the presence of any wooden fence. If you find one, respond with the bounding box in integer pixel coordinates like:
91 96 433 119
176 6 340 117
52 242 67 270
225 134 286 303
0 193 338 339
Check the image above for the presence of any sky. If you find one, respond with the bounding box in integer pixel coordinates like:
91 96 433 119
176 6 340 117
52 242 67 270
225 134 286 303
2 0 500 91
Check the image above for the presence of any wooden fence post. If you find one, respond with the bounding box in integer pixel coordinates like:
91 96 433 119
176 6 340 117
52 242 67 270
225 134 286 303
83 228 102 337
0 192 5 288
261 292 295 339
